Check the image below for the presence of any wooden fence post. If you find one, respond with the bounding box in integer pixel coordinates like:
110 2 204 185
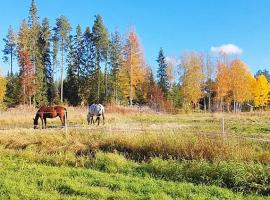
221 116 225 139
65 110 68 138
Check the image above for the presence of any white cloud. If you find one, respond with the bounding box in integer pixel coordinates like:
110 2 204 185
210 44 243 55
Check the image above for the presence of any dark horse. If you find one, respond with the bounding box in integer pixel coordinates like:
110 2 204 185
33 106 67 129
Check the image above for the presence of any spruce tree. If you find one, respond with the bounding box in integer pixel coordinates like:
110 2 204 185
38 18 53 104
28 0 41 106
157 48 169 97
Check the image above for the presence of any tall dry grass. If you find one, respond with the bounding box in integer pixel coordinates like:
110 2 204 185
0 129 269 164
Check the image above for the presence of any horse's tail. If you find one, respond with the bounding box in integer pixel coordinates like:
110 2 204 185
102 106 105 124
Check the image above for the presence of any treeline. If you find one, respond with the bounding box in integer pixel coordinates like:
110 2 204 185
1 0 270 112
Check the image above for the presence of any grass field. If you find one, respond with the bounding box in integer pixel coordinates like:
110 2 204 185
0 107 270 199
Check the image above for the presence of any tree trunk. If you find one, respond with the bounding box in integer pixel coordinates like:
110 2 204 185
104 59 108 103
10 46 13 75
97 53 100 103
208 94 211 112
204 97 206 113
129 49 132 107
60 40 64 103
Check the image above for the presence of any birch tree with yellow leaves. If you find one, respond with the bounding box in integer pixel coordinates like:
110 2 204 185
215 55 231 111
253 75 270 109
180 52 204 110
230 58 254 112
0 70 7 108
119 30 146 105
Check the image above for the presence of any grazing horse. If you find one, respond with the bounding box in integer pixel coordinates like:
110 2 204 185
33 106 67 129
87 104 105 125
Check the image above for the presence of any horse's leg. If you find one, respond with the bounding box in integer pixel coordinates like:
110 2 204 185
87 114 90 125
41 116 44 129
44 117 47 129
96 116 100 126
61 115 65 127
63 114 66 126
102 112 105 125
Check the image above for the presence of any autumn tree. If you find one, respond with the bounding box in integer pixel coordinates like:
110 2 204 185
2 26 17 74
252 75 270 109
215 55 231 111
18 50 36 105
0 72 7 108
119 30 146 106
180 52 204 110
203 53 214 112
53 15 71 102
17 19 30 52
230 58 254 112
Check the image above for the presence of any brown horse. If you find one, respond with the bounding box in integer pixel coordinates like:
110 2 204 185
33 106 67 129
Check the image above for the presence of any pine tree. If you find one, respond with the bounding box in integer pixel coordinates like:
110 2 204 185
2 26 17 75
53 16 71 102
109 30 123 103
157 48 169 97
92 15 109 103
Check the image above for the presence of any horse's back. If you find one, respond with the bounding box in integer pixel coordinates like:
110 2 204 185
89 104 104 115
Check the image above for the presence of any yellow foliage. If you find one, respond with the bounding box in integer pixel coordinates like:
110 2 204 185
230 58 253 103
0 75 7 105
119 31 147 103
180 52 204 106
215 57 254 105
252 75 270 107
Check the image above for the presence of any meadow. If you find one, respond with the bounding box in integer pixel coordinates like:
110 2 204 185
0 106 270 199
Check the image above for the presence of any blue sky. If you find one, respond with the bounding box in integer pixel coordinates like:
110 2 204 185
1 0 270 75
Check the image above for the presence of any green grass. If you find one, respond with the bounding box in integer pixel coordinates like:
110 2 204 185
0 152 268 200
1 148 270 195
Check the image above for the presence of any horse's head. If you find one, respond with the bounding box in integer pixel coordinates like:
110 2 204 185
33 117 38 129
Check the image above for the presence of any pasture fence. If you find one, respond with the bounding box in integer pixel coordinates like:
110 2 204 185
0 110 270 143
